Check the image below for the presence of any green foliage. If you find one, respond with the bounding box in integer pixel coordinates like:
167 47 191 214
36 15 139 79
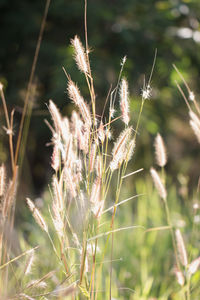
1 0 200 190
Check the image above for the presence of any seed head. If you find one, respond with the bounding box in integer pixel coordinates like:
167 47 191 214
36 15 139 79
154 133 167 167
190 120 200 143
150 168 167 200
48 100 63 134
175 229 188 267
174 267 185 286
67 80 91 127
120 78 130 125
110 127 132 170
71 35 88 74
188 256 200 275
26 198 48 233
142 84 152 100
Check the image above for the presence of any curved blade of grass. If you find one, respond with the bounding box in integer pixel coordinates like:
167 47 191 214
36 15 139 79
0 246 39 271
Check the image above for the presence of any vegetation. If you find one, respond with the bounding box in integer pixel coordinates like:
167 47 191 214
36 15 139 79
0 1 200 299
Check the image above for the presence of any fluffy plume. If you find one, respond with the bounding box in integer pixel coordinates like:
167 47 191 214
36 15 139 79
64 168 77 198
64 134 73 165
175 229 188 267
98 122 105 143
67 80 91 127
189 111 200 144
154 133 167 167
189 110 200 143
189 120 200 143
52 176 64 211
90 177 104 218
120 78 129 125
188 256 200 275
150 168 167 200
189 110 200 128
51 144 60 172
141 84 152 100
26 198 48 233
48 100 63 134
61 117 70 144
71 35 88 74
52 203 64 239
71 110 80 138
110 127 132 171
3 176 18 219
174 267 185 286
125 139 135 162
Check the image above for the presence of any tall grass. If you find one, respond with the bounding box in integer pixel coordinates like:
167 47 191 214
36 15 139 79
0 5 200 300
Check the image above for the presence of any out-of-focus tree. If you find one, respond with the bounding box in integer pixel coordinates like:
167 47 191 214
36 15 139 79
0 0 200 193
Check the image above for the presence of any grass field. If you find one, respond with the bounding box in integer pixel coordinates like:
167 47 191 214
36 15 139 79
0 15 200 300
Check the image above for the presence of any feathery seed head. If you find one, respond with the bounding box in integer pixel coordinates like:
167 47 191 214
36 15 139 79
26 198 48 233
51 144 60 172
188 257 200 275
154 133 167 167
110 127 132 171
90 178 104 218
189 110 200 128
120 78 130 125
92 200 104 219
64 168 77 198
110 107 115 119
52 176 64 212
126 139 135 162
121 56 127 66
105 127 112 140
98 122 105 143
67 80 91 127
142 84 152 100
68 80 83 105
61 117 70 144
52 210 64 238
175 229 188 267
174 267 185 286
190 120 200 143
71 35 88 74
150 167 167 200
48 100 63 134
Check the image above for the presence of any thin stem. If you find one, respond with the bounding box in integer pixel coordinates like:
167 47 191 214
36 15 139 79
14 0 51 166
186 274 191 300
163 198 180 269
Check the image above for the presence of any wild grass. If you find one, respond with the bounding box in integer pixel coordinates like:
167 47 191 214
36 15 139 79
0 3 200 299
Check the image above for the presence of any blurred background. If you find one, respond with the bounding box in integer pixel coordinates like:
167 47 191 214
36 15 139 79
0 0 200 198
